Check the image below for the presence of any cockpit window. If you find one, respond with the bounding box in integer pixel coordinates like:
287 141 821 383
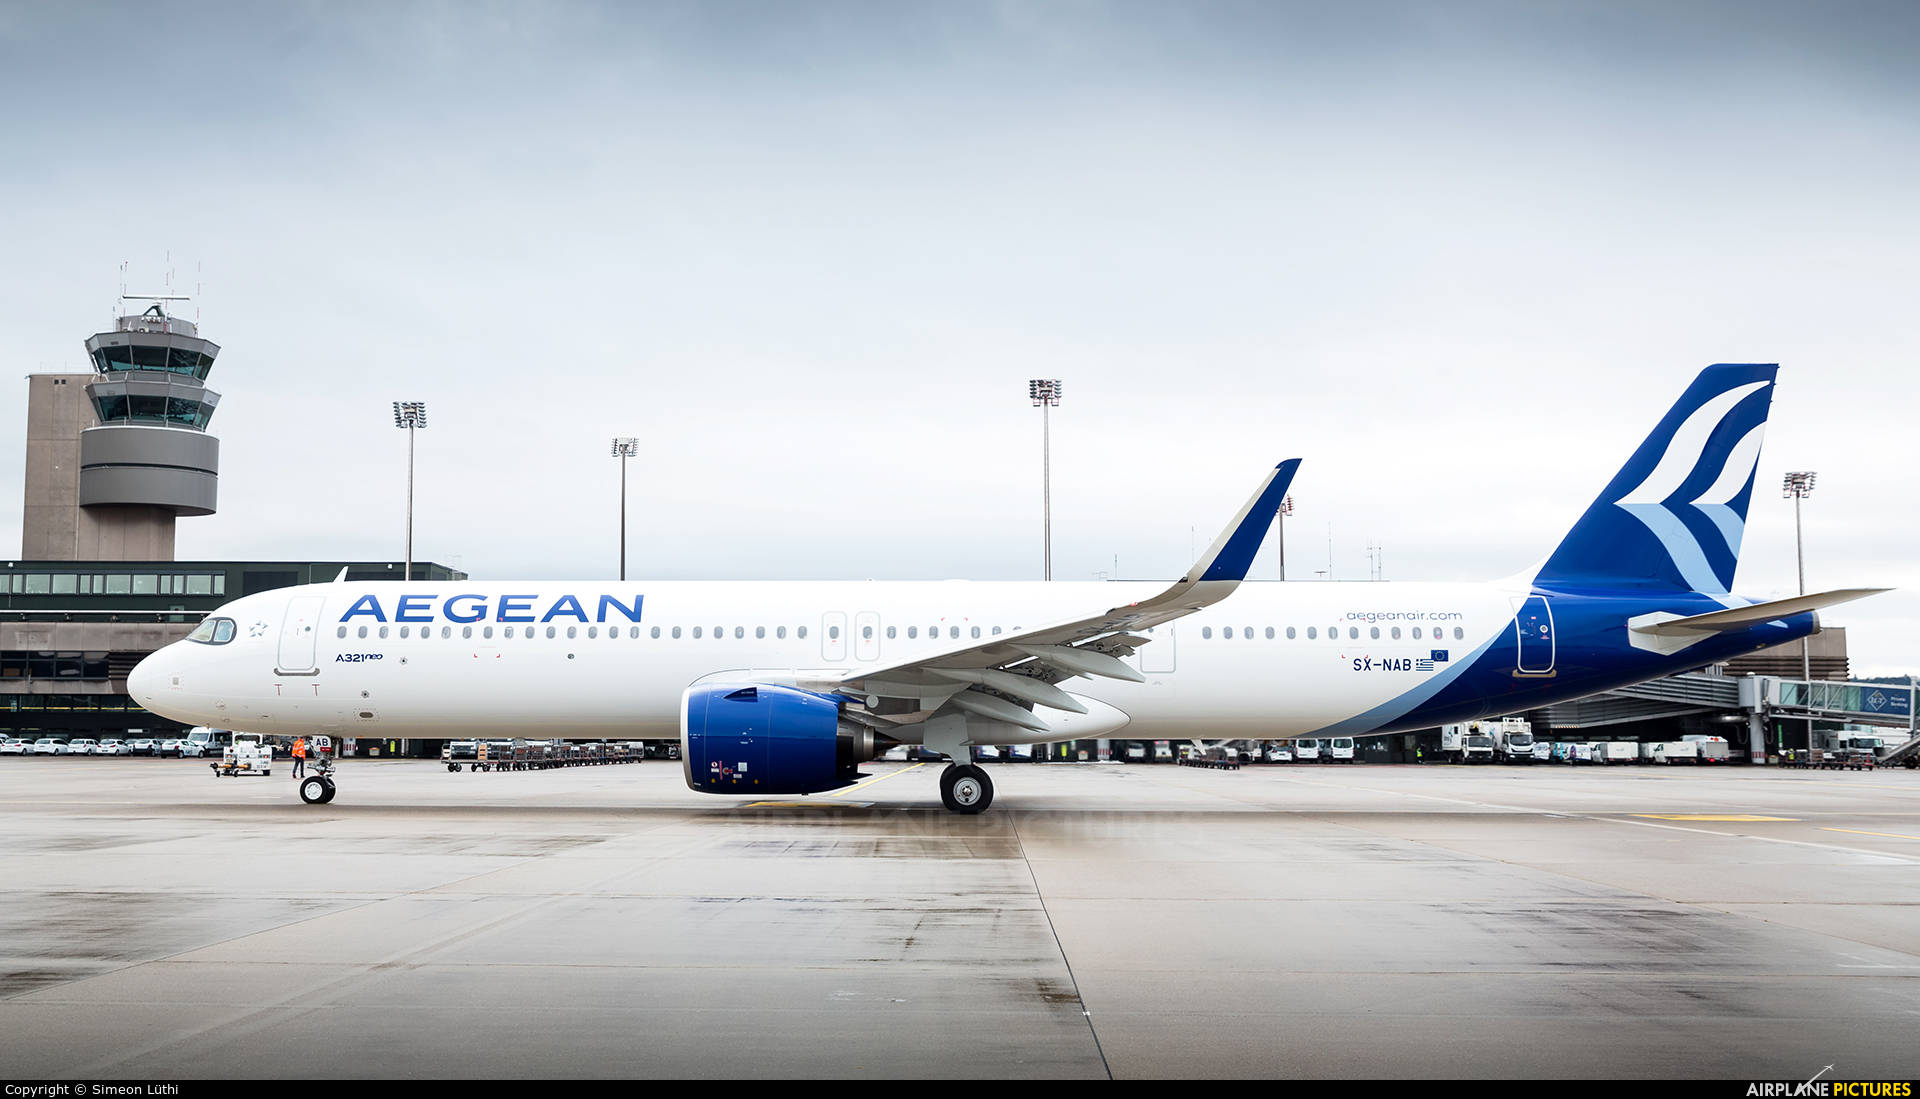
189 617 237 645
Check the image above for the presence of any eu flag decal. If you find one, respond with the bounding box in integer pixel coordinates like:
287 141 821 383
1430 649 1449 663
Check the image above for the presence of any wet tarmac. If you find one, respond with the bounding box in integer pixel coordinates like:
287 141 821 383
1 757 1916 1079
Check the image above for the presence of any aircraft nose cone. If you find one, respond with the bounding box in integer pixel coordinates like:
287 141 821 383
127 653 162 710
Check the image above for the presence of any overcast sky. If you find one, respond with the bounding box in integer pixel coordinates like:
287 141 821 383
3 1 1916 674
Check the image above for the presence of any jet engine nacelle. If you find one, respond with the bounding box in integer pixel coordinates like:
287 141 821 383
680 684 892 795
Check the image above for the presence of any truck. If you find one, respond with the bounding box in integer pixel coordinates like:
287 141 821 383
1594 741 1640 764
1490 719 1536 764
1438 724 1496 764
1681 734 1731 763
212 732 273 777
1645 740 1699 764
1816 728 1890 764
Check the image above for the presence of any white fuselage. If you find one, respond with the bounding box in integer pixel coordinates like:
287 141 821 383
132 578 1521 744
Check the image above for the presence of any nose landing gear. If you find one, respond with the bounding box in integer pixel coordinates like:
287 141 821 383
940 763 993 814
296 738 338 804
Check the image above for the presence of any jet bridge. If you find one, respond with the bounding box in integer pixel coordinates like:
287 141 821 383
1740 676 1920 763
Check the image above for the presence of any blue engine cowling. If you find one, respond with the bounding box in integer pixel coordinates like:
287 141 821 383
681 684 891 795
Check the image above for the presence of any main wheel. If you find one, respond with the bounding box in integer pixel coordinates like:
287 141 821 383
940 764 994 814
299 776 329 804
318 777 337 804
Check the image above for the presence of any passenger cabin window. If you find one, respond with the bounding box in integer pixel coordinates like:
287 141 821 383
991 626 1002 635
829 626 841 640
358 626 369 639
1307 627 1317 639
757 627 766 639
797 626 808 639
1285 627 1295 639
335 626 347 639
776 626 787 639
1265 627 1275 639
693 627 702 639
1453 627 1464 640
462 626 473 639
1202 627 1213 639
908 626 918 639
971 626 980 639
672 627 682 639
734 627 744 639
1370 627 1380 639
1390 627 1400 640
885 626 895 639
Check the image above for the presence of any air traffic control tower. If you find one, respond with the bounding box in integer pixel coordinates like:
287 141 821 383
22 298 221 559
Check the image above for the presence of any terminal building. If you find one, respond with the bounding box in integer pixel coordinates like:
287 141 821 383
4 297 461 747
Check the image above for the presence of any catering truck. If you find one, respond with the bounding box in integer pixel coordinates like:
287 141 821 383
1438 723 1496 764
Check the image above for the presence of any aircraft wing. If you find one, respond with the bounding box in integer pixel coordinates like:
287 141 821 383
823 460 1301 731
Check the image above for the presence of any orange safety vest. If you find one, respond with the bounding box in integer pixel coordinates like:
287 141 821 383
293 741 306 758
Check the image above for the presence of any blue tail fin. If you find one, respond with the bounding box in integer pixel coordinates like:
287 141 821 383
1534 364 1777 594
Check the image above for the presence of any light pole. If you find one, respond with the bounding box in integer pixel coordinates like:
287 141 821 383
1029 379 1061 580
612 438 638 581
392 401 427 581
1277 494 1294 579
1784 471 1817 689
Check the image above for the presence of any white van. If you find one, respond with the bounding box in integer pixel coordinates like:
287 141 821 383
1327 737 1356 763
1647 741 1699 764
1293 738 1322 762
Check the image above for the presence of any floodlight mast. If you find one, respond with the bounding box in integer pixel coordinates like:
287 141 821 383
393 402 428 581
1029 379 1061 580
1783 471 1817 687
1277 494 1295 579
612 438 639 581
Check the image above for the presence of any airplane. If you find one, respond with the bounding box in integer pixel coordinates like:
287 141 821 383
128 363 1886 812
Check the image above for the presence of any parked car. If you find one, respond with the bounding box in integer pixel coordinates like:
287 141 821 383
0 738 27 755
128 736 158 755
96 739 130 756
67 738 99 755
1266 744 1294 763
33 738 69 755
156 736 185 756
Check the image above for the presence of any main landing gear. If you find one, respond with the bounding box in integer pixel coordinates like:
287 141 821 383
940 763 993 814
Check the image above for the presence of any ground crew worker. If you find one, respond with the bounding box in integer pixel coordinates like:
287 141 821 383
292 736 307 778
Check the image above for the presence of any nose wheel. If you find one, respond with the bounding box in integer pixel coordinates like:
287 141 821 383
297 762 338 805
940 763 993 814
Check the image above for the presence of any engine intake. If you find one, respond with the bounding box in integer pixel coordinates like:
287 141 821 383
681 684 894 795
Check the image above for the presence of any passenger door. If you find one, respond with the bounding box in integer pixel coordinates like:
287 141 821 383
276 595 328 675
1512 595 1555 675
854 612 881 663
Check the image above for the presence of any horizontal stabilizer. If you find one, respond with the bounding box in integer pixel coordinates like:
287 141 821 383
1632 588 1890 636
